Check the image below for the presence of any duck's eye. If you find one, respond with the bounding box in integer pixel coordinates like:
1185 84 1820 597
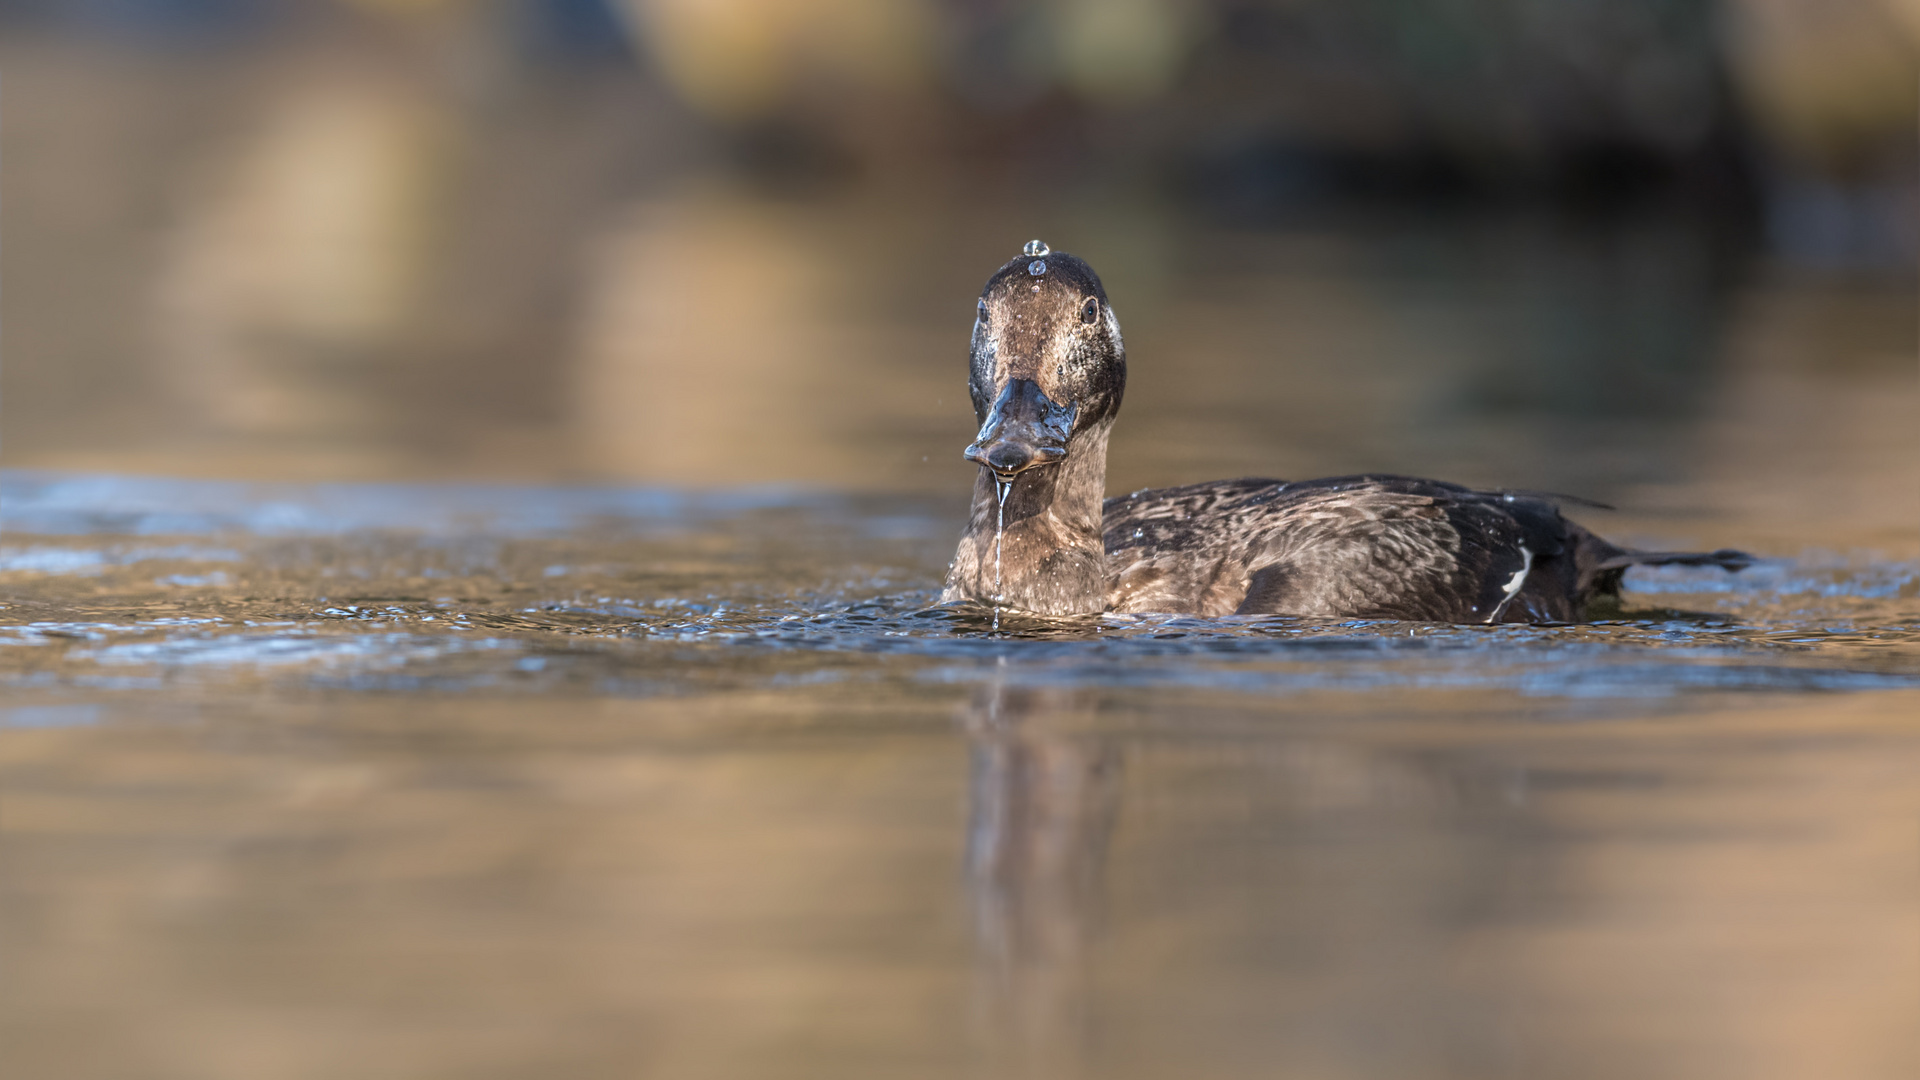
1080 297 1099 324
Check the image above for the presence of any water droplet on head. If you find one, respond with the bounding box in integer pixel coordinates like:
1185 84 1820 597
1023 239 1050 258
1028 260 1047 276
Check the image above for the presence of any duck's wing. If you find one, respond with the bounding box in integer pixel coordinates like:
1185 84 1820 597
1240 478 1584 622
1106 475 1753 622
1105 476 1595 621
1103 479 1292 615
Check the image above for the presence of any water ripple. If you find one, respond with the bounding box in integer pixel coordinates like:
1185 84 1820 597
2 471 1915 702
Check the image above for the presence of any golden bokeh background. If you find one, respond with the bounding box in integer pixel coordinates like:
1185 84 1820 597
2 0 1912 504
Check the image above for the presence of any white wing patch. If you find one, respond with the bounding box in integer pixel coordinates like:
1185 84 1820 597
1485 545 1534 623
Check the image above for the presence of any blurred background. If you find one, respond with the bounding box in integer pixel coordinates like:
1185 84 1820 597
1 0 1914 519
2 9 1918 1080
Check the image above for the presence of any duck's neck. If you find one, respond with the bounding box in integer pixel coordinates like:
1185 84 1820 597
944 424 1111 616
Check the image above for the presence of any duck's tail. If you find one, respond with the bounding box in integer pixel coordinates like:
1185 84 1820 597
1570 526 1753 605
1594 548 1755 573
1574 538 1758 607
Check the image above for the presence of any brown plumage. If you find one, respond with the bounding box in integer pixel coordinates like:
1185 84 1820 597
1102 475 1749 621
940 244 1750 622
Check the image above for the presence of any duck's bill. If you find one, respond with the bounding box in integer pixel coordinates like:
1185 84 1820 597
963 378 1077 479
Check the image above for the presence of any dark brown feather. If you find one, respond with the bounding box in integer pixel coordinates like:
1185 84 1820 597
1101 475 1741 622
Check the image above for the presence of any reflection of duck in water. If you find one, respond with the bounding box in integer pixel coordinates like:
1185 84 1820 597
963 683 1118 1074
941 241 1751 622
966 686 1118 967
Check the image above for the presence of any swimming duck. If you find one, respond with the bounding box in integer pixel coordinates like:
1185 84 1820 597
940 241 1751 622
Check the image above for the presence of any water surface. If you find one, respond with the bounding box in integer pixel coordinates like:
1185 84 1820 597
2 463 1917 1080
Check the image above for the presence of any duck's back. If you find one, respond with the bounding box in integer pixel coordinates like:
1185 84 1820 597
1101 475 1634 622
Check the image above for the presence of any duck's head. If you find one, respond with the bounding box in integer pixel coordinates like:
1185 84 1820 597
964 241 1127 483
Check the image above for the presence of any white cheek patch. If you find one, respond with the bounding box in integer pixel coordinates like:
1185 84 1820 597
1485 545 1534 623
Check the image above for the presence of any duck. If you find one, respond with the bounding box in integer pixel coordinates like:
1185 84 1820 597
939 241 1752 622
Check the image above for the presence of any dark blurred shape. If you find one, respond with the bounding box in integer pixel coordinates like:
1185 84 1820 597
1766 176 1918 267
612 0 1910 251
1723 0 1919 267
0 0 276 41
614 0 1767 219
3 0 1910 242
507 0 632 64
1043 0 1756 218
